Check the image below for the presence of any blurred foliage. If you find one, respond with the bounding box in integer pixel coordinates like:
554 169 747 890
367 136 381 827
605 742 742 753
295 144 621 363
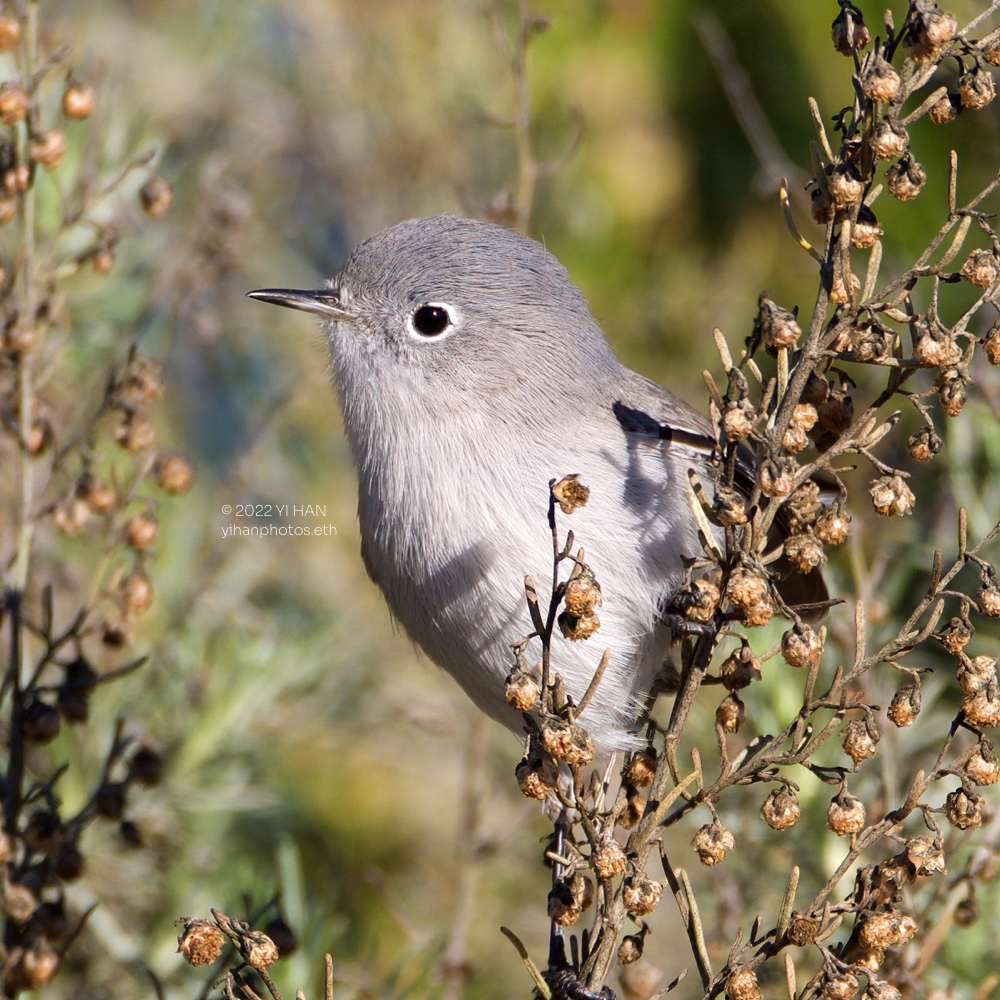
22 0 1000 997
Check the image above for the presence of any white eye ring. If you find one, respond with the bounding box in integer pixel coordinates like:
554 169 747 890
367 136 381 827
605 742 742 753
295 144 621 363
408 302 458 340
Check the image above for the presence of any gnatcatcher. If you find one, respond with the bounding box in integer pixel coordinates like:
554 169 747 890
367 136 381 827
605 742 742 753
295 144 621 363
249 215 823 752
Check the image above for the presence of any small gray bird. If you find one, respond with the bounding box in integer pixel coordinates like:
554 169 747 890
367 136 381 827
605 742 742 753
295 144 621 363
250 215 821 753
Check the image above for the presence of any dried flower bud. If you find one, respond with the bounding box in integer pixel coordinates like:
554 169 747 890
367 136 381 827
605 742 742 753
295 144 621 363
618 934 644 965
722 398 756 442
787 913 819 947
62 79 95 119
721 644 761 691
929 93 961 124
861 54 901 103
905 835 946 876
966 738 999 785
756 296 801 351
692 821 735 866
28 130 66 170
903 5 956 61
870 119 908 160
761 786 801 830
115 413 156 453
829 163 865 208
540 718 595 768
887 682 922 727
0 84 29 124
623 873 663 917
551 474 589 514
907 427 942 463
851 205 883 249
945 786 984 830
781 625 824 668
121 567 154 615
563 568 601 617
816 504 852 545
625 747 657 788
592 837 628 879
0 16 21 51
716 693 746 734
958 67 996 110
831 8 870 55
726 968 763 1000
155 452 195 494
139 175 173 217
914 329 961 367
887 154 927 201
843 717 880 765
869 474 915 517
785 533 826 574
177 918 225 967
828 788 866 836
23 697 60 743
979 581 1000 616
960 248 1000 289
557 609 599 641
822 972 860 1000
759 456 797 498
515 754 558 799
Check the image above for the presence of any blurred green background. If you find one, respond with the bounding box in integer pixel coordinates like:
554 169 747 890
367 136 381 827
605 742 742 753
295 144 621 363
32 0 1000 997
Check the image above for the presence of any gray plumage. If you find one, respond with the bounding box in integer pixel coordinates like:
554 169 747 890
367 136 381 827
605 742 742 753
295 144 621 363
250 215 810 752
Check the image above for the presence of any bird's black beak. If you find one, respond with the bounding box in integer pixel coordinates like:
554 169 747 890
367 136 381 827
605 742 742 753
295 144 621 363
247 288 354 321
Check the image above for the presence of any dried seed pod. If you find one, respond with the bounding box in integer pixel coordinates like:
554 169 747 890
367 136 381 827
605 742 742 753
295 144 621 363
624 747 657 788
504 663 540 712
887 682 922 727
827 788 866 836
121 354 165 405
929 93 961 123
741 598 774 628
592 837 627 879
939 616 973 652
787 913 819 947
121 567 154 615
785 533 826 574
936 367 967 417
539 719 595 768
982 28 1000 66
913 329 961 366
869 474 915 517
781 625 823 668
761 786 801 830
785 480 822 530
548 876 584 926
860 54 901 103
945 787 984 829
726 567 768 611
28 130 66 170
954 895 979 926
726 968 763 1000
620 964 664 1000
979 581 1000 616
904 835 945 876
829 163 865 208
0 84 29 124
822 971 860 1000
851 205 883 249
720 644 761 692
155 452 195 494
62 79 95 119
887 154 927 201
0 15 21 50
716 693 746 734
515 754 558 799
985 322 1000 365
842 717 880 765
563 568 601 616
23 697 60 743
84 477 117 514
618 934 644 965
830 269 861 305
129 746 165 787
3 163 28 194
551 474 589 513
956 654 996 696
623 873 663 917
125 511 159 550
958 67 996 110
816 504 852 545
858 908 916 950
960 248 1000 288
3 943 59 992
177 918 225 967
756 296 801 351
783 425 809 453
93 243 115 274
94 781 127 820
870 119 908 160
692 822 735 866
557 609 599 641
962 690 1000 727
23 809 63 854
115 413 156 453
722 398 756 442
713 488 748 527
53 840 83 882
831 8 870 55
907 427 942 463
966 737 999 785
240 930 280 971
759 456 797 498
3 882 37 922
139 175 173 217
684 574 721 623
903 4 956 61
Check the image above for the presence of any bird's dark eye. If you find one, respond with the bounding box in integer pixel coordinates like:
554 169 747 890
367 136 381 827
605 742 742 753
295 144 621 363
412 304 452 337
